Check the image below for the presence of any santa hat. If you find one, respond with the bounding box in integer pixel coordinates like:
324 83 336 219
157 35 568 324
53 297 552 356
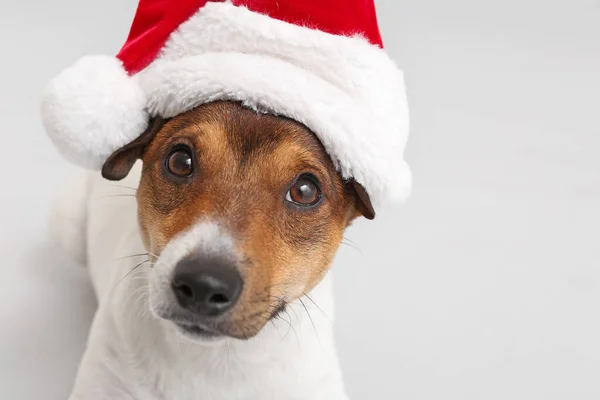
41 0 411 205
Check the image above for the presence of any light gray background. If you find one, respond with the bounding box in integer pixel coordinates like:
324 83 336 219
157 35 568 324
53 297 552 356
1 0 599 399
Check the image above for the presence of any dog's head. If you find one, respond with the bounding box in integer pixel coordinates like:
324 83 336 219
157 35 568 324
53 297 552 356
103 101 374 341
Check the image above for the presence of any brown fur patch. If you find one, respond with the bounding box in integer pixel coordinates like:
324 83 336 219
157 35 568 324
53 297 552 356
135 101 362 338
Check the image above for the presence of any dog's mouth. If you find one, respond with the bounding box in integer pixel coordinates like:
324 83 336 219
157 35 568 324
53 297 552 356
173 321 223 340
150 289 289 341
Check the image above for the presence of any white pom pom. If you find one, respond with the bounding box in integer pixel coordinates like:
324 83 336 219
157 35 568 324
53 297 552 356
41 55 148 169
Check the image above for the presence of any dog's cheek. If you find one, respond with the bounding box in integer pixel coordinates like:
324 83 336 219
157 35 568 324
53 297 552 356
137 178 169 254
137 183 155 252
225 215 291 331
263 203 346 297
137 173 201 255
295 212 349 294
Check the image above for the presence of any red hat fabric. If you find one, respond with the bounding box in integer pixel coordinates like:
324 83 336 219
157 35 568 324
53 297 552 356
118 0 385 74
41 0 411 205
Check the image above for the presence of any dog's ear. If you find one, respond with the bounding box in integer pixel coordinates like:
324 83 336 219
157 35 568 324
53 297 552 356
350 180 375 220
102 118 165 181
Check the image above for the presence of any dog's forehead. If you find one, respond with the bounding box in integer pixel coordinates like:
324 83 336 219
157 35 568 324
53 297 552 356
157 102 333 169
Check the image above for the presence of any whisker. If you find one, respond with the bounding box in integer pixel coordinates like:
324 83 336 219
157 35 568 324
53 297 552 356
287 302 301 324
127 275 151 283
99 194 137 199
341 239 364 256
109 184 138 191
109 259 151 296
342 236 359 246
302 292 332 323
270 319 282 337
298 297 320 344
282 309 300 348
115 252 150 260
226 339 232 363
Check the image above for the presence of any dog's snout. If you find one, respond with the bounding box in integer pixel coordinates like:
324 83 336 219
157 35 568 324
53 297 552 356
172 256 243 317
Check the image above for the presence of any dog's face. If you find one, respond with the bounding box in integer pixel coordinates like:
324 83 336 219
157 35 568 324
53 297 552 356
103 102 374 341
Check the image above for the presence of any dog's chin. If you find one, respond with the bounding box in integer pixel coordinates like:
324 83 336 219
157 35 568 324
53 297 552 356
172 322 229 346
171 319 266 343
149 302 224 345
150 298 271 343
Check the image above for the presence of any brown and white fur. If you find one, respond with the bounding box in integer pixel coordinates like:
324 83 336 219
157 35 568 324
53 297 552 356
53 101 374 400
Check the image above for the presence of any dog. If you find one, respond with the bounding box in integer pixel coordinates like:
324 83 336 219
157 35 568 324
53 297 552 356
52 101 375 400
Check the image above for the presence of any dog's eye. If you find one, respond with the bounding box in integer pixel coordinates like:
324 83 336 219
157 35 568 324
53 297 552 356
286 175 321 206
166 147 194 177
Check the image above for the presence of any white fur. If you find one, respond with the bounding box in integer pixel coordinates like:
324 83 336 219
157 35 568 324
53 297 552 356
40 55 148 169
40 1 411 205
61 164 349 400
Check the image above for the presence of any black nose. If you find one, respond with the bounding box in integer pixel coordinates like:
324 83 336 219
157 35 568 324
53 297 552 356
171 256 243 317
